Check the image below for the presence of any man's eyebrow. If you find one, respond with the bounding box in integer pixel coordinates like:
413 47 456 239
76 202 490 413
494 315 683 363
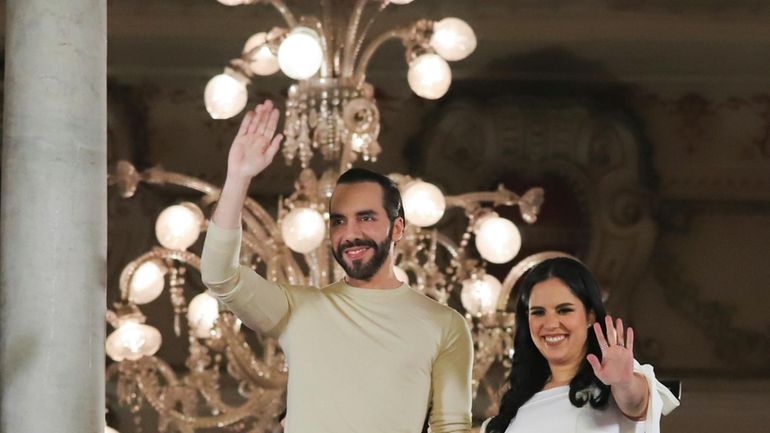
356 210 376 217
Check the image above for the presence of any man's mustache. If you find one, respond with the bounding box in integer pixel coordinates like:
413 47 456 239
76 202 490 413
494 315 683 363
338 239 378 252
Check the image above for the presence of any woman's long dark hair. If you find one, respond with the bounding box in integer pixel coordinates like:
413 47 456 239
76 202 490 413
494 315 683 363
486 257 610 433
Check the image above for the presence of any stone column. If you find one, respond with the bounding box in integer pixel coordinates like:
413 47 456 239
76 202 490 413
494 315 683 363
1 0 107 432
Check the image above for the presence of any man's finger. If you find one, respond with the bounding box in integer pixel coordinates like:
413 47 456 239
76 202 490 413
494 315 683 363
256 100 275 135
238 110 255 136
247 104 266 135
262 108 281 139
264 134 283 160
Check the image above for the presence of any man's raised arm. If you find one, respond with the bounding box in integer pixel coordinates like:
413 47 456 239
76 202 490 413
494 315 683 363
200 100 290 335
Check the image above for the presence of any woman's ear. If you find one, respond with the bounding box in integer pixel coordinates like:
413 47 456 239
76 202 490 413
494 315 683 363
587 310 596 328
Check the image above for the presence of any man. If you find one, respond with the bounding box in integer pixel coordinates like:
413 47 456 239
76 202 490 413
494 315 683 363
201 100 473 433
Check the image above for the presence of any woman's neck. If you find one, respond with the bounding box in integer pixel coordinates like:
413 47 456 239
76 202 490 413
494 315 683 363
544 362 581 390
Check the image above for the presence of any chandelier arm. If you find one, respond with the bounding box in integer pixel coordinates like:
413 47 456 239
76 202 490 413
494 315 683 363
320 0 337 75
306 250 323 287
303 15 333 78
142 168 220 196
219 314 288 389
354 25 414 86
281 251 306 285
347 0 389 78
243 197 281 236
498 251 574 311
316 239 332 287
433 232 461 259
131 354 278 430
241 230 275 262
444 190 522 211
118 249 201 302
241 208 279 252
341 0 369 77
138 372 270 430
338 131 355 172
265 0 297 27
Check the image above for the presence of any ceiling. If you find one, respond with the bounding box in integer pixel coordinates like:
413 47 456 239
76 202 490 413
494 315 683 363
95 0 770 94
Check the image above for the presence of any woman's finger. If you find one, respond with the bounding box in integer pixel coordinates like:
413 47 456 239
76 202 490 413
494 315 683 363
615 317 625 347
593 321 609 350
626 326 634 352
605 315 617 346
586 353 602 375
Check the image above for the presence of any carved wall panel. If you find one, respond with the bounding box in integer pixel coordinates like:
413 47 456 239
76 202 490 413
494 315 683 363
411 95 657 314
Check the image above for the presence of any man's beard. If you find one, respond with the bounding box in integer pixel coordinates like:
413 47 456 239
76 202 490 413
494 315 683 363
332 229 393 282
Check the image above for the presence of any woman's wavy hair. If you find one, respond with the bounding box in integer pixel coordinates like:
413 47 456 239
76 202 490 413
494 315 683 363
486 257 610 433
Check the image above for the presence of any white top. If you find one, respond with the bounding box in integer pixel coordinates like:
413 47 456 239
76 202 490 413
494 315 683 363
503 385 643 433
481 361 679 433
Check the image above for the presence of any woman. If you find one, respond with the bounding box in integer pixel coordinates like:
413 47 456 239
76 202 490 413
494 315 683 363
482 258 678 433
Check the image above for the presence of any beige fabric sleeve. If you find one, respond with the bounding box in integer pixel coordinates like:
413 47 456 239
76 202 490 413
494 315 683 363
200 222 290 335
429 311 474 433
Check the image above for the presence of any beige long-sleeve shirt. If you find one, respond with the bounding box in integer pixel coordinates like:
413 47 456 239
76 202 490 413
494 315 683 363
201 222 473 433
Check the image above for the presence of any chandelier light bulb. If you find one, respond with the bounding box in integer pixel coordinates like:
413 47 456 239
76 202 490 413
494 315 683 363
243 32 280 76
216 0 245 5
460 274 502 316
187 292 220 339
475 215 522 264
106 321 162 361
388 0 415 4
128 260 167 305
393 266 409 284
278 26 324 80
430 17 477 61
204 71 249 119
281 207 326 253
155 202 204 250
407 53 452 100
402 180 446 227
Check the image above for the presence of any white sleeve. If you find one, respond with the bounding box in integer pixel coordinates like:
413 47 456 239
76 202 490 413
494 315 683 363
633 360 680 433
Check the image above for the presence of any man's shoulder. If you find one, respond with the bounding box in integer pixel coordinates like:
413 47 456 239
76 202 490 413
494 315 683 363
404 288 465 324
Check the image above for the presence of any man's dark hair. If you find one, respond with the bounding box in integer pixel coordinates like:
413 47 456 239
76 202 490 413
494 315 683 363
335 167 405 223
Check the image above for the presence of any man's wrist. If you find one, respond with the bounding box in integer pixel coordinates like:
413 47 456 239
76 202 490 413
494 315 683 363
223 173 253 192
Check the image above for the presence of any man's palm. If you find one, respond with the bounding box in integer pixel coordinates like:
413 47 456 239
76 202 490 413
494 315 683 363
228 100 283 179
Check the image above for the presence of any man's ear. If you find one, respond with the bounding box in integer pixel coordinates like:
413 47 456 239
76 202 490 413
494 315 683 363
392 216 405 243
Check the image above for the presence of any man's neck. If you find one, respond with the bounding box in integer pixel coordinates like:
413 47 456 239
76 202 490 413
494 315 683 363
344 257 402 290
345 274 402 290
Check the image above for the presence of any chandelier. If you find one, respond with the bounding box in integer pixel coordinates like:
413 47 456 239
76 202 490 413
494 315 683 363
105 1 552 432
203 0 477 170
